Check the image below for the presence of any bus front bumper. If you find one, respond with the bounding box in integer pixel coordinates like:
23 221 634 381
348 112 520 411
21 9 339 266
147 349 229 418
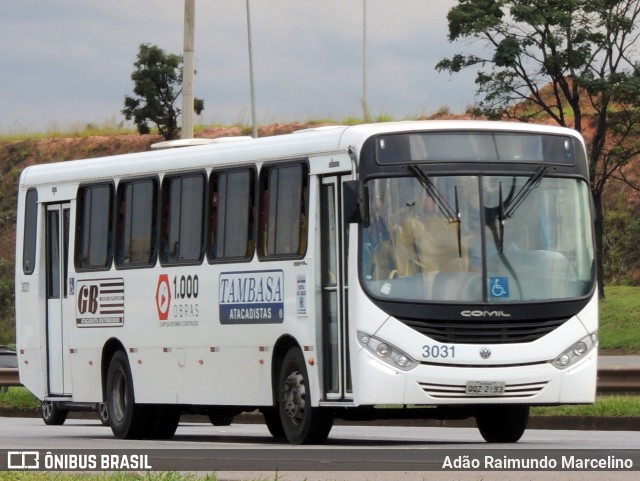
352 348 598 406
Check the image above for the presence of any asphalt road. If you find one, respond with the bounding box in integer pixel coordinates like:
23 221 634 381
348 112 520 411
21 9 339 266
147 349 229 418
1 417 639 480
600 355 640 366
1 355 638 480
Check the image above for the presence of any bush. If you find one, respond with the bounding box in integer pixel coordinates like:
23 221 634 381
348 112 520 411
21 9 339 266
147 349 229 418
603 206 640 285
0 259 15 345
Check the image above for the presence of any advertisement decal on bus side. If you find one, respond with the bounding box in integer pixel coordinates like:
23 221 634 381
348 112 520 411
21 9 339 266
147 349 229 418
219 270 284 324
75 278 125 327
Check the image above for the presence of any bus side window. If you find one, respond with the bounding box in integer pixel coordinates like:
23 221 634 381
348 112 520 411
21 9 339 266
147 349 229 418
260 188 269 257
208 186 219 259
259 162 308 259
160 172 205 265
299 184 309 255
115 178 157 267
22 188 38 275
208 168 255 262
75 183 114 270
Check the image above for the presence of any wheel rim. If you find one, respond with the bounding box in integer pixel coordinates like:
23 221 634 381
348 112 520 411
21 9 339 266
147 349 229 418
42 402 52 420
282 370 306 426
99 403 109 422
112 368 128 423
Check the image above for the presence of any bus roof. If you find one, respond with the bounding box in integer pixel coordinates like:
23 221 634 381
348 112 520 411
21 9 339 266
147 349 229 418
19 120 583 189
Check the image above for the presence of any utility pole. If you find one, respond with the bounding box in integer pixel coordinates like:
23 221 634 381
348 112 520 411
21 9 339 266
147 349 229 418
182 0 195 139
246 0 258 138
362 0 371 122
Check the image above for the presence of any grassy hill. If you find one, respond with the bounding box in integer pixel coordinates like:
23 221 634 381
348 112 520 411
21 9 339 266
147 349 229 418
0 131 167 343
0 133 162 261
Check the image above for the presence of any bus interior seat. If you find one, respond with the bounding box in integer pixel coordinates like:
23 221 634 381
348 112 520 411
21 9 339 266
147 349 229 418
487 250 575 299
431 271 482 301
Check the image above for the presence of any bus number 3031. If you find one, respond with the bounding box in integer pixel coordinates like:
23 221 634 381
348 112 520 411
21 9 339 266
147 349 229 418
422 345 455 359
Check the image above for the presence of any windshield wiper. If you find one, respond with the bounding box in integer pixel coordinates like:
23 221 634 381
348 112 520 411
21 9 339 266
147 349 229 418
409 164 462 257
502 165 548 220
498 181 505 252
490 165 548 252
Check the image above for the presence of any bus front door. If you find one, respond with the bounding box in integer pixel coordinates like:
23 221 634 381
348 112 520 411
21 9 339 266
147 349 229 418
45 203 72 395
320 176 352 400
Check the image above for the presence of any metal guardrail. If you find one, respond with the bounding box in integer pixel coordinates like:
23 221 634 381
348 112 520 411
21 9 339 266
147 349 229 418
597 366 640 394
2 367 639 392
0 368 22 387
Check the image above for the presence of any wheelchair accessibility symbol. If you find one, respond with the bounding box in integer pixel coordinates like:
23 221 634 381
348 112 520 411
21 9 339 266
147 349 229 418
490 277 510 298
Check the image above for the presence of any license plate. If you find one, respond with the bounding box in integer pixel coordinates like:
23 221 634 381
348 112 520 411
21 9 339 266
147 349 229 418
465 381 506 395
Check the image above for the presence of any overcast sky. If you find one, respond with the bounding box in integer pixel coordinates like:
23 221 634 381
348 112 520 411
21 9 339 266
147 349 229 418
0 0 479 133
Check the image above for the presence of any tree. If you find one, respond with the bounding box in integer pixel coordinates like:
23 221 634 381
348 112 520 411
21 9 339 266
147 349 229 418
436 0 640 297
123 43 204 140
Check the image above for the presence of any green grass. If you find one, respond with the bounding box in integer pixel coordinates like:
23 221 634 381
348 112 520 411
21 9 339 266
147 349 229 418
600 286 640 353
0 474 221 481
0 118 136 142
0 472 298 481
2 386 639 417
531 395 640 417
0 387 40 410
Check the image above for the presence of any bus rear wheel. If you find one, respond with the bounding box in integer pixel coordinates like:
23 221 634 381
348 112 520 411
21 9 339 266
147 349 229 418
106 350 151 439
475 405 529 443
97 402 109 426
41 401 68 425
277 348 333 444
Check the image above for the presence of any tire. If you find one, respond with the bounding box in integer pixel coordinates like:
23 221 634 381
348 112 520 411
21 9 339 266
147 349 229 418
277 348 333 444
105 350 152 439
476 405 529 443
261 407 285 439
208 412 233 427
148 405 181 439
97 402 109 426
41 401 68 426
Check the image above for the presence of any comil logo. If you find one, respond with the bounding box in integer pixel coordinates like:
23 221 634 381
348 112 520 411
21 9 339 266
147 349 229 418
461 310 511 318
7 451 39 469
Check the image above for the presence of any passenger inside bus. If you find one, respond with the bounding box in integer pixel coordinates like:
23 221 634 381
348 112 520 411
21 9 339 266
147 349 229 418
362 192 393 280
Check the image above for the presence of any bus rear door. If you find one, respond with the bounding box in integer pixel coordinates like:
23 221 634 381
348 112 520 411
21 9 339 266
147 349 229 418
45 202 72 395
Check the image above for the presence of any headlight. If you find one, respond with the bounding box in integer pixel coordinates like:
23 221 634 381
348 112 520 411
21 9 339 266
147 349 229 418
357 331 417 371
552 332 597 370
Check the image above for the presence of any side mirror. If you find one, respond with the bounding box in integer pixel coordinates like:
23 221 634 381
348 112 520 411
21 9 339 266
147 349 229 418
343 180 369 225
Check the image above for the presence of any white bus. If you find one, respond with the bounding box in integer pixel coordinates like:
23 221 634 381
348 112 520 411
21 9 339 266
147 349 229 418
15 121 597 444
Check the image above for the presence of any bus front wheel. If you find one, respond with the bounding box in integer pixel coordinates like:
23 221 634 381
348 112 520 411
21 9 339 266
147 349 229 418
148 405 180 439
106 350 151 439
475 404 529 443
261 407 285 439
277 348 333 444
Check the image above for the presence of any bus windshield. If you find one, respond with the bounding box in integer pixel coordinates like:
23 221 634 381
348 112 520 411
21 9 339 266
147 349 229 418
360 174 595 303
